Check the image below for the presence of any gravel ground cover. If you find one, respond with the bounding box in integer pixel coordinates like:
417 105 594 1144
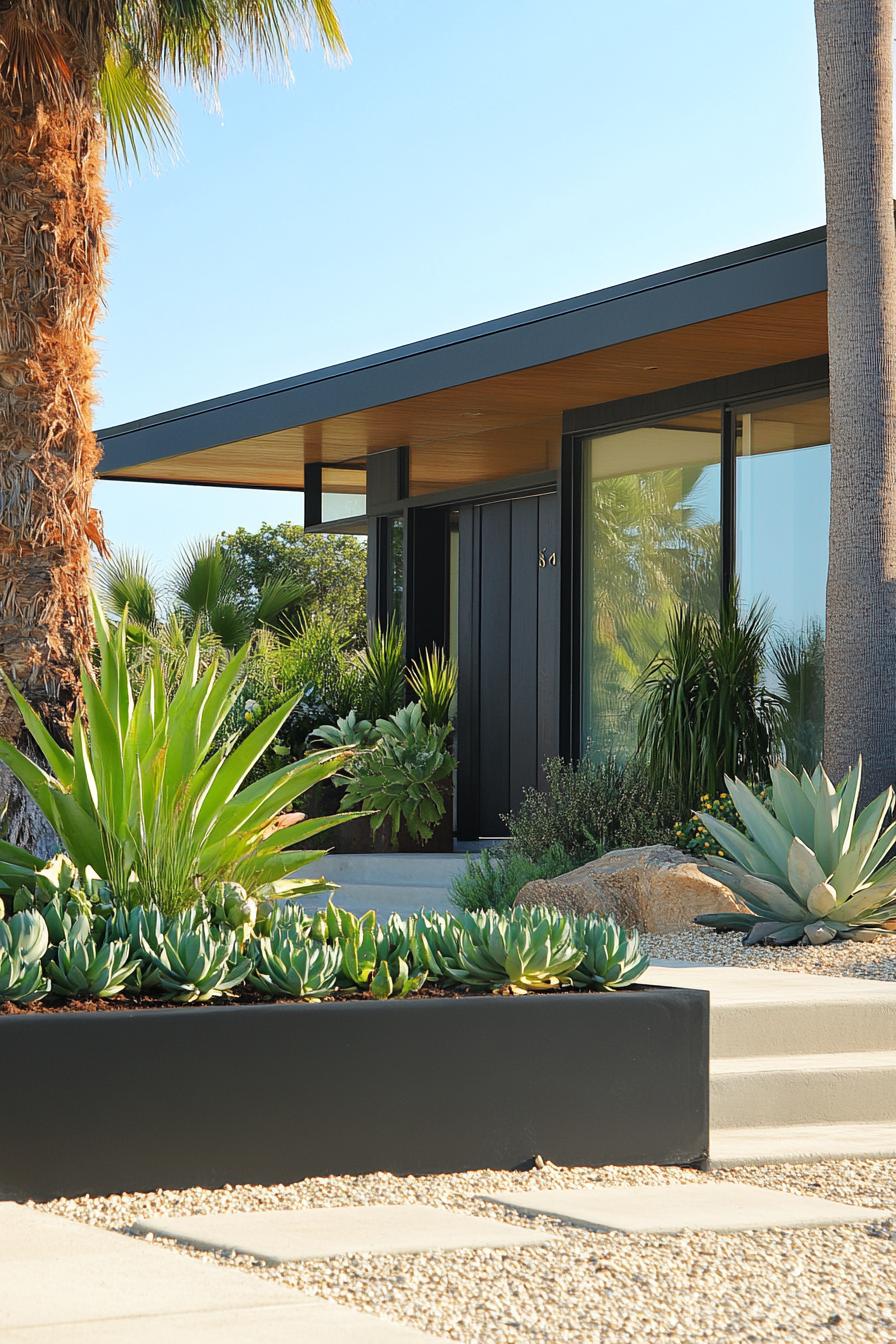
645 927 896 980
43 1159 896 1344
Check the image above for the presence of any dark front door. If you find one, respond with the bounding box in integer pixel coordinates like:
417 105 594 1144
456 492 560 838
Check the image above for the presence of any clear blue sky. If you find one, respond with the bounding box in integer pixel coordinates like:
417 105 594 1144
94 0 826 570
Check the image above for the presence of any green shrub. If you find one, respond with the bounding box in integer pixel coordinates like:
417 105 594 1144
504 755 677 865
339 702 455 845
0 596 354 917
695 759 896 945
636 592 782 812
674 789 763 858
450 844 574 915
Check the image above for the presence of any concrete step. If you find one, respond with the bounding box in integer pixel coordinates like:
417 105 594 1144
317 853 470 889
709 1122 896 1167
643 963 896 1057
711 1050 896 1128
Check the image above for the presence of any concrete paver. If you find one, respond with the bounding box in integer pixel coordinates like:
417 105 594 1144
480 1182 888 1234
0 1202 443 1342
132 1204 555 1262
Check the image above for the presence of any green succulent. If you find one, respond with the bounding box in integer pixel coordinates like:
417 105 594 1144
0 909 50 1004
339 702 454 844
444 906 583 993
369 955 427 999
571 916 649 989
249 928 341 999
139 913 251 1002
409 910 463 986
47 916 138 999
208 881 257 948
309 710 380 748
17 890 89 947
377 911 414 964
695 758 896 945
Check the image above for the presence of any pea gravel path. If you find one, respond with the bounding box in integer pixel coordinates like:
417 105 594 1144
42 1159 896 1344
645 927 896 980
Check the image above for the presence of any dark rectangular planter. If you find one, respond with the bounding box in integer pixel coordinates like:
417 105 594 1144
0 986 708 1200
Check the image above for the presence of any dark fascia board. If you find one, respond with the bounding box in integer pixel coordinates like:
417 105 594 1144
98 225 827 475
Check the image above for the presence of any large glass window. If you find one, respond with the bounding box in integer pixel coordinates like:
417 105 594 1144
736 393 830 769
581 413 722 757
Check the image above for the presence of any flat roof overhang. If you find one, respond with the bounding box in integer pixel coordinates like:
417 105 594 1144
98 225 829 492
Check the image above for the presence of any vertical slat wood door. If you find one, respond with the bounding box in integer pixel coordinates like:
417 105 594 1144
457 492 560 837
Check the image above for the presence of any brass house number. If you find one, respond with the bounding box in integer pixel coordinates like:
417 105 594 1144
538 549 557 568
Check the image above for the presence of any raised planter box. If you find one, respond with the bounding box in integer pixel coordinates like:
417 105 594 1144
0 986 708 1200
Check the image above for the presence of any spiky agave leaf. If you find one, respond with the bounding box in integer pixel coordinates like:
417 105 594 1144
697 757 896 945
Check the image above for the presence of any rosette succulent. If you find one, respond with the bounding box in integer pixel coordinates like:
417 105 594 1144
695 759 896 945
443 906 583 993
249 929 341 1000
0 909 49 1004
139 913 251 1002
47 916 138 999
369 955 427 999
571 916 649 989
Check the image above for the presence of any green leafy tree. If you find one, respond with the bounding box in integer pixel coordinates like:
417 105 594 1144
220 523 368 646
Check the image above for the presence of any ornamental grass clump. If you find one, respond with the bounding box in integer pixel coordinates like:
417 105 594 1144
695 758 896 945
0 595 356 917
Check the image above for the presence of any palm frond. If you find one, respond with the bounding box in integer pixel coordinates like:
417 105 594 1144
95 548 161 629
99 40 179 171
254 571 309 632
170 537 238 616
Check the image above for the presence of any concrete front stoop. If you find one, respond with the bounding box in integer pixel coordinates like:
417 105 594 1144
312 852 470 919
641 963 896 1167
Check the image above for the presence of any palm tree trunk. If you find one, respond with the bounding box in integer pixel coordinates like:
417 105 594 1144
815 0 896 797
0 85 108 853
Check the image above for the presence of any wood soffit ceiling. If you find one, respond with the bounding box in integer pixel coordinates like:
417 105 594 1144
106 292 828 491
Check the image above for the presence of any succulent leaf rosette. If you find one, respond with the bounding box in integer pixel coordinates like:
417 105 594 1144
695 758 896 945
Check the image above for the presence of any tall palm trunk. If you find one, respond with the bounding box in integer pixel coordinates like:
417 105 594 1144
0 77 108 852
815 0 896 797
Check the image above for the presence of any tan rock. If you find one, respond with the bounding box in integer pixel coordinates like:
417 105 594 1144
514 844 745 934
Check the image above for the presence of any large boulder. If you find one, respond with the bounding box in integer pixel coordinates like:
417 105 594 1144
514 844 745 934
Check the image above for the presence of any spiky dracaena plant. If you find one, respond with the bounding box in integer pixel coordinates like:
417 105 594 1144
0 597 357 916
0 2 347 855
695 759 896 945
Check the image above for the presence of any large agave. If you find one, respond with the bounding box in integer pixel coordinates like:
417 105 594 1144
249 928 341 1000
47 916 138 999
139 913 251 1002
445 906 583 993
0 909 49 1004
695 759 896 945
571 916 649 989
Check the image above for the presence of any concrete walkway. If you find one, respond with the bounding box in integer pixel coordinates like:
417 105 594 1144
642 961 896 1165
0 1202 444 1343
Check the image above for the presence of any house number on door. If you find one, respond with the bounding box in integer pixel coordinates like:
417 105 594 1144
538 549 557 568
